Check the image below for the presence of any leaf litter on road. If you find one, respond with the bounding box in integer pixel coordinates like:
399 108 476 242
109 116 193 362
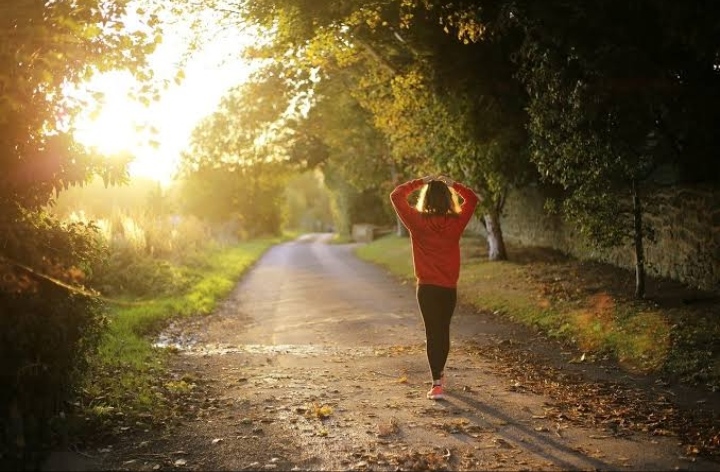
465 341 720 458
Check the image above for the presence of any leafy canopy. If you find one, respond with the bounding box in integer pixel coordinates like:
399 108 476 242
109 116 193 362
0 0 162 209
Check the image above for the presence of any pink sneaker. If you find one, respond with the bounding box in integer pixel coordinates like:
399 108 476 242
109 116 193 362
427 384 445 400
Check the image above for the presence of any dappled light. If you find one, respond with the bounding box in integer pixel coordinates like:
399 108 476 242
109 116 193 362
568 293 672 373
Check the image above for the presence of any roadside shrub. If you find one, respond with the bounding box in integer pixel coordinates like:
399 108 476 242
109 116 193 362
0 210 107 469
90 247 197 298
85 213 212 298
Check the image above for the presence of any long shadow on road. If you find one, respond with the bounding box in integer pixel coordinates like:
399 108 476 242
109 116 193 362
447 390 622 471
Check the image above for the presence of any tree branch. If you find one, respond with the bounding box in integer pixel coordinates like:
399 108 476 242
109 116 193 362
353 37 398 76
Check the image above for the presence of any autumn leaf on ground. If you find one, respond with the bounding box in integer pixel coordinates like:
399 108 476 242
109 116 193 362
377 418 399 437
308 403 333 419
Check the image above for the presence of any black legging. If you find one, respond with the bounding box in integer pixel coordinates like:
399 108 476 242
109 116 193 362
416 284 457 381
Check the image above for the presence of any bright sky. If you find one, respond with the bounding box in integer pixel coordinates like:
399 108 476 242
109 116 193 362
72 10 261 185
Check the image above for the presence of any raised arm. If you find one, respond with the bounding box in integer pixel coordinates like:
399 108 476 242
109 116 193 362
437 175 479 229
390 178 426 231
453 182 480 228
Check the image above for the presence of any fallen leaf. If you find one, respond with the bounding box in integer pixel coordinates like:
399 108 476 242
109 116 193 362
377 419 399 437
493 438 514 449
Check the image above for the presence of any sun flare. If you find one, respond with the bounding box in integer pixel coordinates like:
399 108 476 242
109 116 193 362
72 72 150 156
70 15 262 185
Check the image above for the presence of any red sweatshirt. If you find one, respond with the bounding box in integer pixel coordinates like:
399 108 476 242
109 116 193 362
390 179 479 288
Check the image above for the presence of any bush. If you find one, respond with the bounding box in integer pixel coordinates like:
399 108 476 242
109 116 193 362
0 210 107 469
90 246 197 298
85 213 213 298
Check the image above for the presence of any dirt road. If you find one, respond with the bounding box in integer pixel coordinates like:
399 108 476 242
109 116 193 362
50 233 720 471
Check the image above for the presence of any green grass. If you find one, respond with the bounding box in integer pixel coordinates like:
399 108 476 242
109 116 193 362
356 234 567 334
81 238 279 422
358 236 526 319
355 233 413 271
329 233 355 244
355 234 717 384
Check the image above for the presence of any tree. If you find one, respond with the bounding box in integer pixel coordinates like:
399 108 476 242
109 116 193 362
230 0 538 259
0 0 163 292
360 2 534 260
178 79 293 236
295 73 397 236
283 171 334 232
182 52 399 238
178 161 288 237
0 1 162 465
514 0 720 297
0 0 161 208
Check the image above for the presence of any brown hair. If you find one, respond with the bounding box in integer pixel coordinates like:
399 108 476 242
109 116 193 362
415 180 461 216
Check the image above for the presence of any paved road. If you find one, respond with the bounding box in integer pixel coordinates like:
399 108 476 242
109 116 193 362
53 233 720 471
204 232 424 348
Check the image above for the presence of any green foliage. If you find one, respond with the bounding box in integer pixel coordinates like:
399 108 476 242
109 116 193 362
236 0 535 259
178 80 293 237
93 250 197 299
88 210 224 298
178 162 288 238
0 2 162 465
54 176 260 302
0 211 107 468
234 0 720 262
506 0 720 294
295 77 395 231
0 0 161 208
516 0 720 244
310 75 392 188
350 188 395 227
283 171 334 232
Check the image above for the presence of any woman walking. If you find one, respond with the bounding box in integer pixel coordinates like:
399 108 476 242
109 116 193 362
390 175 479 400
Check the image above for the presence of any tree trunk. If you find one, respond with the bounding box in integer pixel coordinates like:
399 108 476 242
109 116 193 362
331 188 351 238
632 179 646 299
395 216 409 237
483 208 507 261
389 161 408 237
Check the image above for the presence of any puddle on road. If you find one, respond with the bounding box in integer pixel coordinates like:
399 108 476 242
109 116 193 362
153 329 424 358
153 336 377 357
183 344 378 357
153 333 199 351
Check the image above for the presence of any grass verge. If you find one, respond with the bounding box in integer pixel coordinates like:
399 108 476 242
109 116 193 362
355 234 720 390
75 237 280 439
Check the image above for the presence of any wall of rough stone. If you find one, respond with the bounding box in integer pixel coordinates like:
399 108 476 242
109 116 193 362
470 184 720 292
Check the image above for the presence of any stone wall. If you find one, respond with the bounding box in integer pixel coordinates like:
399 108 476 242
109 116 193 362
471 184 720 292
